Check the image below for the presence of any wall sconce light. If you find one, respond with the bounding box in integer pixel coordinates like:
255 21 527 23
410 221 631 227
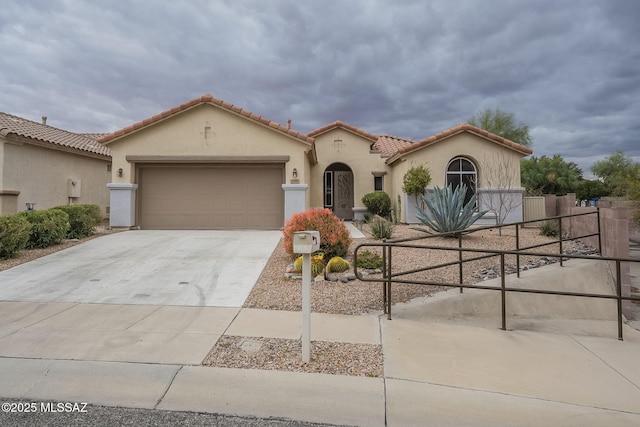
292 168 298 179
117 168 123 177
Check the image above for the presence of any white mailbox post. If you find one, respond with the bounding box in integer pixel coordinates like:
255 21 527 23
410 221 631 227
292 231 320 363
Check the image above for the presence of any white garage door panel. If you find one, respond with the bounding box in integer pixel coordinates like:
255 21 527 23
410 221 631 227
139 166 284 229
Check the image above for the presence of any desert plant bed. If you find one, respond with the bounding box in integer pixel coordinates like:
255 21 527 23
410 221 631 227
244 224 561 315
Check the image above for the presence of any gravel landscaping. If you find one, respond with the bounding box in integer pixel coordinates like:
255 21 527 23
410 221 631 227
244 224 562 315
202 336 383 377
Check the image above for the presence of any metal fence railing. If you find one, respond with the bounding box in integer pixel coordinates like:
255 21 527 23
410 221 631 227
354 209 639 340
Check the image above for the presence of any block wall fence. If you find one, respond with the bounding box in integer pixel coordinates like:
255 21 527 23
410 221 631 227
543 193 632 314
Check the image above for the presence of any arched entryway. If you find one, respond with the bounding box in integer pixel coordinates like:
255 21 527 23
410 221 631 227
324 162 354 220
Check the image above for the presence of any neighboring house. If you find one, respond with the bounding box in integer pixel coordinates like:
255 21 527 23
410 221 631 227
0 113 112 216
100 94 532 230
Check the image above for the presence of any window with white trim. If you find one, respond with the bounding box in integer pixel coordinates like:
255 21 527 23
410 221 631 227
446 157 477 206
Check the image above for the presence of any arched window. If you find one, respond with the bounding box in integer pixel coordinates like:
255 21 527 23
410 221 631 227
446 157 477 206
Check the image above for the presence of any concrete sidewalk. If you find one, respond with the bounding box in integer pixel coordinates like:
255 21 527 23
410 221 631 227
1 300 640 426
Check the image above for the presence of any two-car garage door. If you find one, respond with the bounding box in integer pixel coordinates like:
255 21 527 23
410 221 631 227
138 164 284 229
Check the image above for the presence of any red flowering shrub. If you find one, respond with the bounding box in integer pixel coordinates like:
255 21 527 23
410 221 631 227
283 208 352 260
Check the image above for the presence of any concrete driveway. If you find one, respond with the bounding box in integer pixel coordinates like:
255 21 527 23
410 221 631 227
0 230 281 307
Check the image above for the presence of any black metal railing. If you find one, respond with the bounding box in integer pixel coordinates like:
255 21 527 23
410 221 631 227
353 209 639 340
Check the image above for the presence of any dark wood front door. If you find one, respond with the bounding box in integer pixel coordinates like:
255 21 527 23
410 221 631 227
333 171 353 220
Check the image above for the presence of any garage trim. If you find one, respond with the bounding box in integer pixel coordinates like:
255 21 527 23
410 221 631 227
127 155 289 163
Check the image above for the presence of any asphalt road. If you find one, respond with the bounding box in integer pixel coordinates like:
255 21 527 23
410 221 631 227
0 398 347 427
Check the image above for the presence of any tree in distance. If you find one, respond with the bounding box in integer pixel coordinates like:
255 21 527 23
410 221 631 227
591 150 640 197
521 154 583 196
468 107 533 147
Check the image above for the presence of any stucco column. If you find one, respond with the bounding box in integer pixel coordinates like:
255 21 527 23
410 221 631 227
107 183 138 228
282 183 308 224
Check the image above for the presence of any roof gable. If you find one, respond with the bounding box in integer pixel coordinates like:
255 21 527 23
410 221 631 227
388 123 533 163
307 121 379 143
98 94 314 146
0 112 111 158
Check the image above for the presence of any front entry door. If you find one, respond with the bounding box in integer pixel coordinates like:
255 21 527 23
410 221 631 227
334 171 354 220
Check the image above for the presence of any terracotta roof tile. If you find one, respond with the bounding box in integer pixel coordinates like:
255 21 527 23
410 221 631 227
0 112 111 158
307 121 379 142
395 123 533 157
373 135 416 156
98 94 314 145
80 132 110 139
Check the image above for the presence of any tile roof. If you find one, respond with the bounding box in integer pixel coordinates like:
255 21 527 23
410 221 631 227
392 122 533 159
307 121 379 142
373 134 416 157
306 120 533 160
0 112 111 158
80 132 110 139
98 94 314 145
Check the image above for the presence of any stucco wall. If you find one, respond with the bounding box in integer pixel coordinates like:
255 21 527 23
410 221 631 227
390 132 525 223
1 139 110 215
310 128 390 210
106 104 310 185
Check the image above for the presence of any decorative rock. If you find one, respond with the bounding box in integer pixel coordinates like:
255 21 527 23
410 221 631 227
471 243 599 282
340 277 349 283
326 273 339 282
345 273 357 281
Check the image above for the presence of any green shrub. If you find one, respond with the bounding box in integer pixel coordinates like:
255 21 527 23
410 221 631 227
355 249 384 269
363 212 373 224
52 204 102 239
0 215 31 259
18 209 70 248
294 253 325 277
402 164 432 200
368 216 395 240
362 192 391 218
283 208 352 261
325 256 351 273
539 221 559 237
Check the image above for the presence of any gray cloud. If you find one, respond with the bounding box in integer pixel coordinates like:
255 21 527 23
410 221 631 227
1 0 639 175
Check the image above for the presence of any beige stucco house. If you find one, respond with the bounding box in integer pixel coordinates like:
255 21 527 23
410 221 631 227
0 113 111 216
99 93 533 230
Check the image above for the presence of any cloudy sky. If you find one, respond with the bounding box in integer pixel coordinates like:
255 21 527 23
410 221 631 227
1 0 639 176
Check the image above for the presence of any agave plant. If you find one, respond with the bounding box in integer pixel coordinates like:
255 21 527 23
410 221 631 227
413 183 488 235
